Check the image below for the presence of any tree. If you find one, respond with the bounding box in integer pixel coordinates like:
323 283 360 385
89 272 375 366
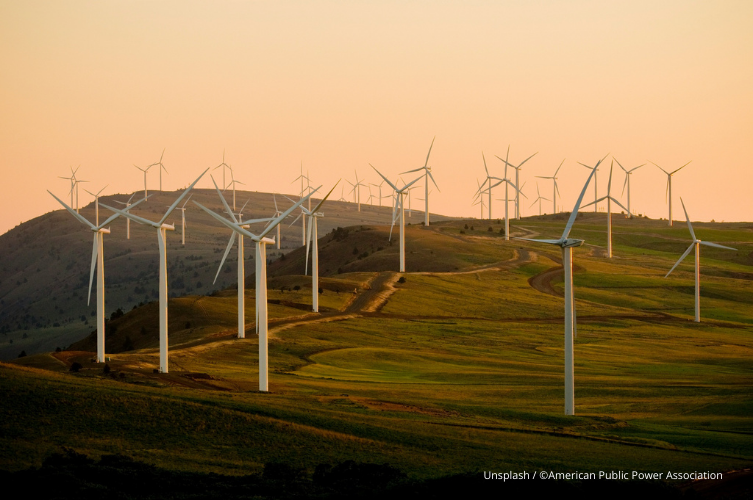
18 350 26 358
70 362 83 373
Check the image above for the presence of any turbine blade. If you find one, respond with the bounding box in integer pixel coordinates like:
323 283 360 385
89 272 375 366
609 197 630 215
99 202 158 227
259 186 321 239
651 162 670 175
562 154 605 240
370 164 399 192
424 136 435 168
214 233 237 284
193 201 258 239
427 170 440 192
160 168 209 225
665 243 695 278
700 241 737 251
607 162 613 194
311 180 340 214
555 158 565 176
48 191 96 229
210 175 237 222
515 237 563 245
305 216 313 275
517 151 538 169
401 167 424 174
671 160 692 175
613 157 627 173
98 195 149 229
680 197 695 240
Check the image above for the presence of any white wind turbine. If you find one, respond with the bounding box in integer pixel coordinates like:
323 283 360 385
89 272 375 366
472 178 487 219
491 148 524 241
474 153 503 220
401 137 439 226
371 180 385 207
226 169 245 211
370 165 422 273
337 186 347 202
195 186 319 392
214 150 232 190
177 195 192 246
134 164 152 198
149 149 168 191
348 170 367 212
291 165 310 245
209 178 274 340
48 191 147 363
517 154 606 415
83 185 108 226
272 195 283 249
496 147 537 220
613 158 644 218
651 160 691 226
578 160 600 213
114 194 136 239
665 198 736 322
302 182 339 312
536 159 565 215
581 161 632 258
58 166 79 209
530 183 551 216
101 169 208 373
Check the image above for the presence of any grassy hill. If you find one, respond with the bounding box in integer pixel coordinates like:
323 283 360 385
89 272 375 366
0 190 452 360
1 211 752 482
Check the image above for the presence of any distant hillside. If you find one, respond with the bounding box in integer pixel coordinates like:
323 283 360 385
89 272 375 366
0 189 452 359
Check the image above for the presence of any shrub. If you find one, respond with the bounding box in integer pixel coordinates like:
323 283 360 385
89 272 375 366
103 363 111 374
18 350 26 358
293 285 300 291
70 362 83 373
398 277 406 284
488 227 493 232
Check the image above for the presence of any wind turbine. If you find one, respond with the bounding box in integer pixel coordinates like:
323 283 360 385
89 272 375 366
83 185 108 226
48 191 147 363
581 161 632 258
291 165 310 245
516 154 606 415
272 195 283 249
214 150 232 190
491 149 524 241
530 183 551 216
536 159 565 215
578 160 600 213
337 186 347 202
226 170 245 211
474 153 503 220
195 186 319 391
651 160 691 226
496 147 537 220
472 178 487 219
401 137 439 226
613 158 644 218
100 169 208 373
209 178 274 340
114 194 136 239
59 166 78 208
134 164 152 198
149 149 168 191
348 170 367 212
665 199 736 322
371 180 385 207
370 165 422 272
302 182 339 312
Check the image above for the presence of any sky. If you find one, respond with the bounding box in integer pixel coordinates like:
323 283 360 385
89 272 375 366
1 0 751 234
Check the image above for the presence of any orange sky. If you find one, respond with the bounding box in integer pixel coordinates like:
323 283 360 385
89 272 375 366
1 1 751 234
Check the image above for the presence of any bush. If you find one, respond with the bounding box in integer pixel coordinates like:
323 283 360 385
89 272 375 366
293 285 300 291
18 350 26 358
110 308 125 320
398 277 406 284
70 362 83 373
488 227 493 232
103 363 111 374
500 227 505 235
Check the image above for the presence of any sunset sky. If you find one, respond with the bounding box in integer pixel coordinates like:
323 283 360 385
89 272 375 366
1 1 751 234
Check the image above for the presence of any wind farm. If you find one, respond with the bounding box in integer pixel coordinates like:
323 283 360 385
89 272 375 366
1 2 752 497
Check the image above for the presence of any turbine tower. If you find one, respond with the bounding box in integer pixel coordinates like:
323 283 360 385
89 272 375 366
613 158 644 218
177 195 192 246
195 187 319 391
371 180 385 207
494 147 529 240
401 137 439 226
291 164 310 245
226 170 245 211
302 182 339 312
536 159 565 215
272 195 283 249
370 165 422 272
517 154 606 415
651 160 691 226
582 161 632 258
149 149 168 191
101 169 208 373
348 170 367 212
48 191 146 363
665 199 736 322
496 147 537 220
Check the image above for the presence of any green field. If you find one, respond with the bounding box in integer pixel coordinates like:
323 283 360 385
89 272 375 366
2 214 752 482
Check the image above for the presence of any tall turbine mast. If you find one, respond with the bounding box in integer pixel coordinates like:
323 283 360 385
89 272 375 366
401 137 439 226
496 147 537 220
536 159 564 215
582 161 632 258
149 149 168 191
